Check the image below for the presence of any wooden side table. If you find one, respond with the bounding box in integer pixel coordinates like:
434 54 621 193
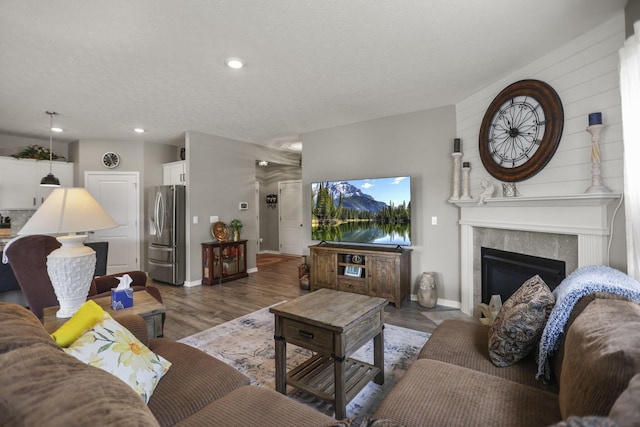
270 289 387 420
42 291 166 339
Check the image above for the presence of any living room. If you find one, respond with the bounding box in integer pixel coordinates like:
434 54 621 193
1 2 636 309
2 2 640 425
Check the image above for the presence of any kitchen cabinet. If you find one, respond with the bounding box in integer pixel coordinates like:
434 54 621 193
0 157 74 209
163 161 186 185
309 244 411 307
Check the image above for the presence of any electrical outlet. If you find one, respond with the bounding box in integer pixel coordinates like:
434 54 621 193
210 215 219 223
431 216 437 225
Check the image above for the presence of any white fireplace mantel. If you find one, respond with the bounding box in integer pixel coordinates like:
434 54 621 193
454 193 622 315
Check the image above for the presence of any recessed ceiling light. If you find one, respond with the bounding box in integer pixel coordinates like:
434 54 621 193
51 127 63 133
134 128 145 133
226 58 244 69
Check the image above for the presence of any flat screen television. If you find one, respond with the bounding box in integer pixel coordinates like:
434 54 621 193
311 176 411 246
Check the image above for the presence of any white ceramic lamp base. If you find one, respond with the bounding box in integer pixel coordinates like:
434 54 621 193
46 234 96 318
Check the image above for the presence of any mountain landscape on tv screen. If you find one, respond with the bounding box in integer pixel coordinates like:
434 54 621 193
311 177 411 246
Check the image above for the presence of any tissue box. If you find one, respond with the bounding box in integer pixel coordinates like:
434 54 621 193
111 288 134 310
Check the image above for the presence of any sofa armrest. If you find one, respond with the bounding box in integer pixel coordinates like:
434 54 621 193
113 313 149 347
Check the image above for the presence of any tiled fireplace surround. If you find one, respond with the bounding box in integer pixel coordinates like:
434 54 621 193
454 193 622 316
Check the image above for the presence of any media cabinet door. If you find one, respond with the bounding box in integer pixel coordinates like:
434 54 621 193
310 249 337 290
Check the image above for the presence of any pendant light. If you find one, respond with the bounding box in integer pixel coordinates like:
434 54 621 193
40 111 61 187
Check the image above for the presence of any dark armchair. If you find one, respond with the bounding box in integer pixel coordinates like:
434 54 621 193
5 235 162 322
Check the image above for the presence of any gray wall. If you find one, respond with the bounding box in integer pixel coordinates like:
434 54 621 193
302 105 459 304
626 0 640 38
0 134 70 160
184 131 300 283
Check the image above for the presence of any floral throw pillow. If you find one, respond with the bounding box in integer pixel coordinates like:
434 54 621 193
64 312 171 403
488 274 555 367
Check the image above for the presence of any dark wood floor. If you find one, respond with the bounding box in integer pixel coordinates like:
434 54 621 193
152 255 464 341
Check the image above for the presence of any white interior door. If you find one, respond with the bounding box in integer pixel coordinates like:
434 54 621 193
279 180 303 255
85 172 140 274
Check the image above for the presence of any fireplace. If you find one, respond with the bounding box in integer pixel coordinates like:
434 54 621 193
481 247 566 304
454 193 621 315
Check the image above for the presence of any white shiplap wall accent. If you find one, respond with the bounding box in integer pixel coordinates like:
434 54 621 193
456 13 625 198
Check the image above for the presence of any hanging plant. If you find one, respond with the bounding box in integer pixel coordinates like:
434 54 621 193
12 145 65 161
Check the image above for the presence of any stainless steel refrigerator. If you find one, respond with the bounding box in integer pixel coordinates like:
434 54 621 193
148 185 185 285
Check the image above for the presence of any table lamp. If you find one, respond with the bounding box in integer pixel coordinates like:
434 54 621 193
18 188 118 318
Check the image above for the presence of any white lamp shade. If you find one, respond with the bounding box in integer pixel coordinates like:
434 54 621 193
18 188 118 235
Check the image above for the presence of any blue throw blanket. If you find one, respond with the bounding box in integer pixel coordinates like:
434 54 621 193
536 265 640 383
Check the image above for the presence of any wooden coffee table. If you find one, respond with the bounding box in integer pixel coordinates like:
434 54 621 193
42 291 165 339
270 288 387 419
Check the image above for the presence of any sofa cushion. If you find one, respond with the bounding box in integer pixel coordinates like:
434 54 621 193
418 319 552 391
0 302 60 354
488 275 555 367
0 343 159 427
172 385 336 427
559 299 640 418
608 373 640 426
147 338 250 427
63 312 171 404
374 359 562 427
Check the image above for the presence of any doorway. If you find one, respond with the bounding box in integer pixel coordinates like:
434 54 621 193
255 162 302 254
84 171 140 274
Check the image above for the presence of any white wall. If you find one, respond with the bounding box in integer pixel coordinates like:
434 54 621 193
455 12 627 270
302 106 460 305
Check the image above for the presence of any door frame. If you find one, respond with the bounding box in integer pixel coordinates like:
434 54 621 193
84 171 141 273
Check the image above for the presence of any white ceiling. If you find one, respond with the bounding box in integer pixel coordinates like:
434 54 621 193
0 1 627 150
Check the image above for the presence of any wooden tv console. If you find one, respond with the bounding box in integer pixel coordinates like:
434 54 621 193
309 243 411 308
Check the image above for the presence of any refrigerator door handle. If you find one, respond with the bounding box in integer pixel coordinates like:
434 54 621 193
155 191 164 237
149 244 173 251
148 260 173 267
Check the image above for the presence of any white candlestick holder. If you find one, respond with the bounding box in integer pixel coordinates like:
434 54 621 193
585 124 611 194
461 164 472 200
449 152 462 202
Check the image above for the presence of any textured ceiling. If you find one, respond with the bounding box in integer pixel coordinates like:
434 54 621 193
0 0 627 149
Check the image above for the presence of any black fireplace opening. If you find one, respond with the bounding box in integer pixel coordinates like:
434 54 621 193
481 247 566 304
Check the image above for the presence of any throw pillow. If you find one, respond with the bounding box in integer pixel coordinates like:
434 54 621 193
51 300 106 347
488 274 555 367
64 312 171 403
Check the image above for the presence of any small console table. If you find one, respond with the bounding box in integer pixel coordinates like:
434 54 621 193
201 240 248 285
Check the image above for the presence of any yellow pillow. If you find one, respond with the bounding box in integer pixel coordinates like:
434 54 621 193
51 300 106 347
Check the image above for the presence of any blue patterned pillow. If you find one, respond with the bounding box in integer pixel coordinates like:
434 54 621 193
488 275 555 367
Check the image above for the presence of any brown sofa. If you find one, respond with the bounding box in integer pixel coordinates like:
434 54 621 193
0 301 336 427
374 292 640 426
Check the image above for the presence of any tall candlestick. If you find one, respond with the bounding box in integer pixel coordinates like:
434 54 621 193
585 123 611 193
449 152 462 202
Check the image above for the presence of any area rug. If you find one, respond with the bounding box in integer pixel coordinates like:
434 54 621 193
178 303 430 418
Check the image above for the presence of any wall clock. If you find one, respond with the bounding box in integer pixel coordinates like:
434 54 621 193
479 79 564 182
102 151 121 169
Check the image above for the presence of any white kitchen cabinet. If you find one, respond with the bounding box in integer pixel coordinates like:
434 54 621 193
0 157 74 209
163 161 186 185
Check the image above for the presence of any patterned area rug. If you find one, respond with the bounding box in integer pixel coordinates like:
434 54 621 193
179 303 430 418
